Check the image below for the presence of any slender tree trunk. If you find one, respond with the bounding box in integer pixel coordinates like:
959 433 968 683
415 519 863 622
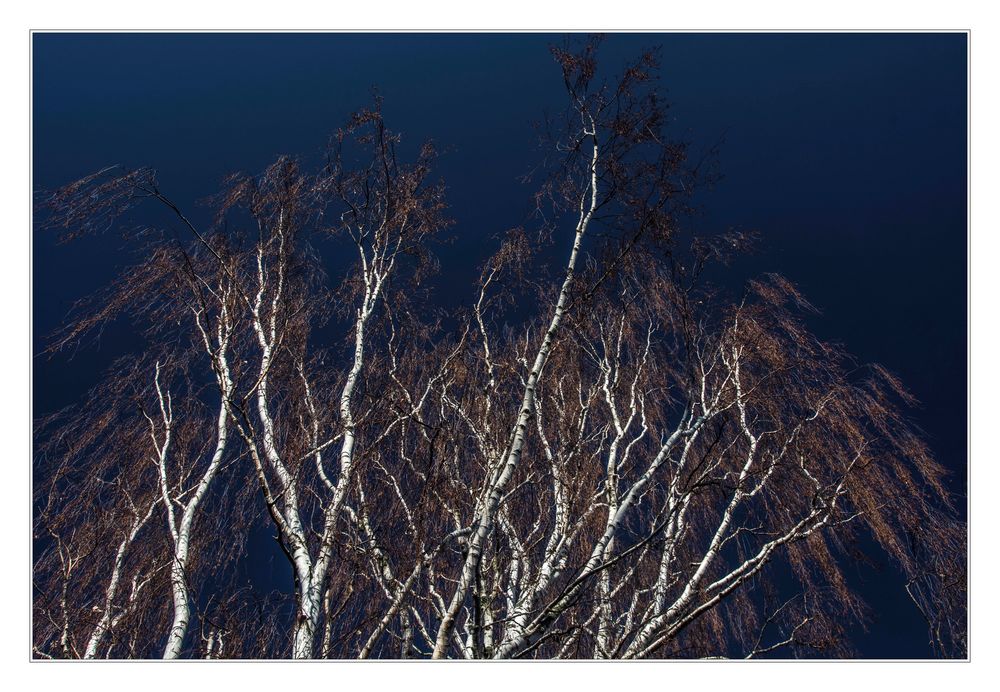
432 132 600 658
163 364 231 659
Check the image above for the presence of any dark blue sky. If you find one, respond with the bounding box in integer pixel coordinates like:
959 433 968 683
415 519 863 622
32 33 967 657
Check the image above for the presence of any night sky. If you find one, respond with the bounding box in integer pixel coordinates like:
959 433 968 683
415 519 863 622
32 33 967 658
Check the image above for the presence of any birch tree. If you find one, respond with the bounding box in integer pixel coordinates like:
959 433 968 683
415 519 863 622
34 37 966 659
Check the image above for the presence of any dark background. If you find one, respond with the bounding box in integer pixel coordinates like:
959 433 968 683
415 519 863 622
32 33 967 657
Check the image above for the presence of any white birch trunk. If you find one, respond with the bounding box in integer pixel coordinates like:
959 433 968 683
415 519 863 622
162 395 230 658
82 499 158 659
432 132 600 658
